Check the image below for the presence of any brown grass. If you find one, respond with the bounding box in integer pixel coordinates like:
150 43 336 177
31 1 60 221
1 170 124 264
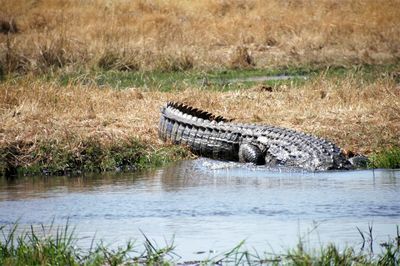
1 76 399 162
1 0 400 73
1 0 400 173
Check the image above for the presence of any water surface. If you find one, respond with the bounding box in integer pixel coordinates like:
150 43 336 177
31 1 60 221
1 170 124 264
0 159 399 260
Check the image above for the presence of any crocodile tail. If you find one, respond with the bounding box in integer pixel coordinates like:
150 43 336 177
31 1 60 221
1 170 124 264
159 102 240 161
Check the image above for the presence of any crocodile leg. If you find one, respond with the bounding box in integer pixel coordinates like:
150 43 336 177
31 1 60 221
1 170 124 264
264 151 279 167
238 143 265 164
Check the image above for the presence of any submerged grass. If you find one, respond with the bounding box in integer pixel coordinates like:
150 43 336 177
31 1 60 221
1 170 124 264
1 223 399 265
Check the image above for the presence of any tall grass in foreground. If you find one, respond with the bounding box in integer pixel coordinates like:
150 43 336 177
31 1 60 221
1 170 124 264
0 222 177 266
1 223 399 265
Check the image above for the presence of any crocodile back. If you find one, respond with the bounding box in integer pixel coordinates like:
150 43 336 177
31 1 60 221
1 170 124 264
233 123 349 170
159 102 351 171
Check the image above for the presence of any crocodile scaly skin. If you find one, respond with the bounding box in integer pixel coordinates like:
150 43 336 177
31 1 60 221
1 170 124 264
159 102 352 171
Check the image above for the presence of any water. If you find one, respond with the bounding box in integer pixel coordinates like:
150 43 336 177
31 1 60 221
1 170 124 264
0 159 399 261
205 75 307 86
226 75 307 83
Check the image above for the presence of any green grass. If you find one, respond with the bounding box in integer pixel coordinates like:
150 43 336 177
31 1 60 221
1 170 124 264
56 68 309 92
1 223 399 265
0 138 191 177
50 62 400 92
369 146 400 169
0 222 176 266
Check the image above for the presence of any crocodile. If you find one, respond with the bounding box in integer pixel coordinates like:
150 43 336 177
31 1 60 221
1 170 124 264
159 102 360 171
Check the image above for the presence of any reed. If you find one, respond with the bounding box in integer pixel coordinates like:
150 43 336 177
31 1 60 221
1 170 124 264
0 222 177 265
1 223 399 265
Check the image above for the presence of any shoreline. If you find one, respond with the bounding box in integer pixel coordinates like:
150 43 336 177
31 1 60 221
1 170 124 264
1 65 400 176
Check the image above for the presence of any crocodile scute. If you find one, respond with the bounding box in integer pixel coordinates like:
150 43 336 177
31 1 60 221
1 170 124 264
159 102 354 171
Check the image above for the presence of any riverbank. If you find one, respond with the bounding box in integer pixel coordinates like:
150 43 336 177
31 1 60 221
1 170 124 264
1 65 400 176
2 0 400 175
1 223 399 265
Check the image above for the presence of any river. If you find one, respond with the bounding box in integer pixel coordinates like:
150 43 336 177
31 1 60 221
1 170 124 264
0 159 399 261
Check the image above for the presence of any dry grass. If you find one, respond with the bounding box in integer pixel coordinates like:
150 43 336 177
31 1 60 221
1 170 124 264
1 0 400 173
1 75 399 165
1 0 400 73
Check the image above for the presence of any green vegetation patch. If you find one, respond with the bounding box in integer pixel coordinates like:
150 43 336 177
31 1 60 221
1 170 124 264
55 67 315 91
0 139 191 177
369 146 400 169
52 62 400 92
0 222 175 266
1 223 399 265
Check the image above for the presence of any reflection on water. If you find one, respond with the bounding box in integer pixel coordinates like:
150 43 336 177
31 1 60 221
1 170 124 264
0 159 399 260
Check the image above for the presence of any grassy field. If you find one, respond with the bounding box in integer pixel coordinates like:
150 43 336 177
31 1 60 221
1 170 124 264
1 0 400 74
1 223 399 265
1 0 400 175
